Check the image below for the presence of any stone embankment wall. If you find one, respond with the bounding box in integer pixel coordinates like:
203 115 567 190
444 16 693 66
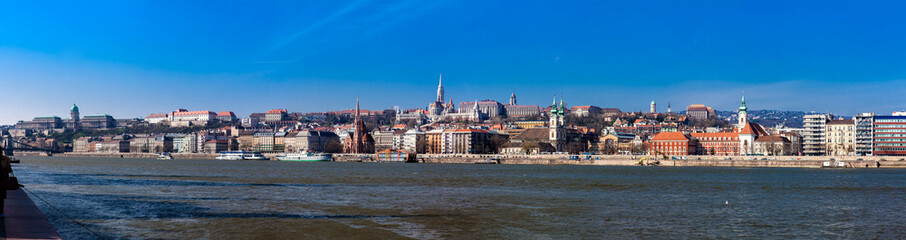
334 154 906 168
32 152 906 168
60 152 219 159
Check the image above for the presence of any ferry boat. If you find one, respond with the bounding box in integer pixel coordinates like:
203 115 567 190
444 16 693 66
157 153 173 160
276 151 332 161
375 149 417 163
216 151 269 160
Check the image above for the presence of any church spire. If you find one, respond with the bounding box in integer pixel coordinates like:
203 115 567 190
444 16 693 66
436 74 444 103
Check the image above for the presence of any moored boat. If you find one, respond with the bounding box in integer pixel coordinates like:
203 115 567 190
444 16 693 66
474 158 500 164
375 149 417 163
276 151 332 161
216 151 268 160
157 153 173 160
822 160 847 168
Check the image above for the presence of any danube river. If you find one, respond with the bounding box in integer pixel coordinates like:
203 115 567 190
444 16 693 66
12 157 906 239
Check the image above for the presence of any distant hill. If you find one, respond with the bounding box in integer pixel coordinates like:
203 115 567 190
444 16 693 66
678 110 810 128
716 110 809 128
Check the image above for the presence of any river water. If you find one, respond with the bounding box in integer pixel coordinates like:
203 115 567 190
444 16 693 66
10 156 906 239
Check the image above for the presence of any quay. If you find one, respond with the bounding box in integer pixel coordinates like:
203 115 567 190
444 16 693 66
334 154 906 168
34 153 906 168
2 189 61 240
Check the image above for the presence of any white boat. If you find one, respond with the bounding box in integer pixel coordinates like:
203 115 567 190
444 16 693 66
822 160 847 168
474 158 500 164
157 153 173 160
276 151 332 161
216 151 269 160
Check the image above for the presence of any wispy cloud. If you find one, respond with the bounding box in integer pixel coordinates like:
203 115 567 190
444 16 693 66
267 0 371 53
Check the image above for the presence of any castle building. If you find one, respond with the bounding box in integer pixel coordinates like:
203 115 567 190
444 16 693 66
424 76 538 122
66 104 81 130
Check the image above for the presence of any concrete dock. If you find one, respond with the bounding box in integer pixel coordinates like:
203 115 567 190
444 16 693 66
2 189 61 240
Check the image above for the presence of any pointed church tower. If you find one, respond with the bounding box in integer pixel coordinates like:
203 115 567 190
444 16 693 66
471 99 480 121
354 98 361 153
436 74 444 103
738 95 748 129
510 92 517 105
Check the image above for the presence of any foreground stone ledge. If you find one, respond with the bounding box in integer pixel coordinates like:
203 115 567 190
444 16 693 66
2 189 62 240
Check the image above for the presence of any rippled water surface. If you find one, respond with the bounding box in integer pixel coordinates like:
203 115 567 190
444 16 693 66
12 157 906 239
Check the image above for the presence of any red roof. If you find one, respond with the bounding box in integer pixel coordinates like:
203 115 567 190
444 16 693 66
217 111 236 117
650 132 689 141
755 135 788 142
266 109 287 114
738 122 768 135
173 111 215 116
146 113 168 119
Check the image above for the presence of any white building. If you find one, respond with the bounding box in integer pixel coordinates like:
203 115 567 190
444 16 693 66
145 113 169 124
803 114 832 156
403 129 425 153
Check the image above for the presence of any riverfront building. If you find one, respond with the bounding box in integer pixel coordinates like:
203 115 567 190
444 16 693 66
803 114 832 156
825 119 855 156
871 114 906 156
855 113 874 156
649 132 695 156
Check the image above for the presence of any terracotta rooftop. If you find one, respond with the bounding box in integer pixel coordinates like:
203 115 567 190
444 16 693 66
146 113 168 119
738 122 768 135
756 135 790 142
172 111 215 116
650 132 689 141
266 109 288 114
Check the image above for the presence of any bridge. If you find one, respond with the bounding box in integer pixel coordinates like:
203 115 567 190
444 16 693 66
2 135 63 156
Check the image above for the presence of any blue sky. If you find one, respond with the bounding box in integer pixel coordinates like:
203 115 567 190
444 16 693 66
1 0 905 124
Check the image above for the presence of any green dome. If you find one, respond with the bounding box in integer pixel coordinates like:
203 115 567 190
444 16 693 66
71 104 79 112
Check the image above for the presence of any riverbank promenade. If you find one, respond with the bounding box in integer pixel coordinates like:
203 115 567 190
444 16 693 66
1 189 61 240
